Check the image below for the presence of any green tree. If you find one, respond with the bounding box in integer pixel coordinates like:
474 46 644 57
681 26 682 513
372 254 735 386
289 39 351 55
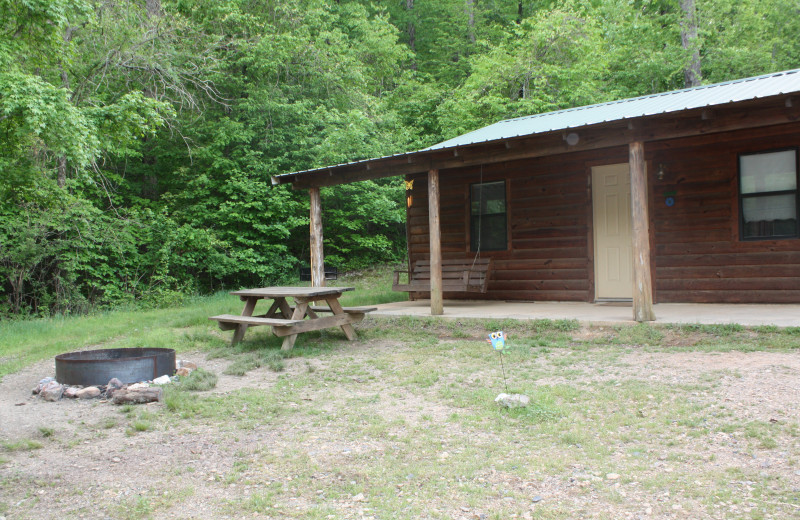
436 5 610 138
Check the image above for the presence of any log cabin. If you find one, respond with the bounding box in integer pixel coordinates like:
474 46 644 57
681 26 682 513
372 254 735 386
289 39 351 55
273 69 800 321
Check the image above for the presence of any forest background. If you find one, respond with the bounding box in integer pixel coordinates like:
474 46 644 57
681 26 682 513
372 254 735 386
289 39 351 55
2 0 798 317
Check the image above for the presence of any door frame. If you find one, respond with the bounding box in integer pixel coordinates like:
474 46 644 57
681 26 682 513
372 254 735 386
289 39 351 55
586 156 657 304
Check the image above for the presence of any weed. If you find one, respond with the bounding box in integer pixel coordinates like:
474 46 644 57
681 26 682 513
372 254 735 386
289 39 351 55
264 351 285 372
224 353 261 376
2 439 42 452
178 368 218 391
131 420 151 432
37 427 55 438
615 323 664 345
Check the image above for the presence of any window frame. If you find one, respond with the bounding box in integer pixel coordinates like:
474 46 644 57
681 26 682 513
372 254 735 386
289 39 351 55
469 179 508 252
737 147 800 241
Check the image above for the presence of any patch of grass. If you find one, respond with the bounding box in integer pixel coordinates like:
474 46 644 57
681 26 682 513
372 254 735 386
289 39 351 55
177 368 218 391
667 323 744 335
614 323 665 345
220 343 297 376
224 353 262 376
264 351 285 372
743 421 781 449
131 420 151 432
162 387 286 425
2 439 43 452
37 427 55 438
113 495 152 519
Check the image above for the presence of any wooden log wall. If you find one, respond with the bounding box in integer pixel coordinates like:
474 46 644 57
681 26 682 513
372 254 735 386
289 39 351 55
406 122 800 304
407 147 628 302
649 123 800 303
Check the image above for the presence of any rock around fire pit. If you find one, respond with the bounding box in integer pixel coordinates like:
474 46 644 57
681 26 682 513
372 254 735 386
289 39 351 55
55 348 175 386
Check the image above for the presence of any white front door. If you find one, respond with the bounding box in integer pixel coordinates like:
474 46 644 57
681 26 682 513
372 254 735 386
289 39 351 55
592 163 633 300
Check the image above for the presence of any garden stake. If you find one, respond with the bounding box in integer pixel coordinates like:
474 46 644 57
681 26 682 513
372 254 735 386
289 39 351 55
488 331 509 393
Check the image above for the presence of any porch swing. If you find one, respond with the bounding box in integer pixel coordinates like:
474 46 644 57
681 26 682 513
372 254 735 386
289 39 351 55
391 168 494 294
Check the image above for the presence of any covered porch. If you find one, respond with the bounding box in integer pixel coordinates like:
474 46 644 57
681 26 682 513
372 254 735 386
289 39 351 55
371 300 800 328
273 70 800 322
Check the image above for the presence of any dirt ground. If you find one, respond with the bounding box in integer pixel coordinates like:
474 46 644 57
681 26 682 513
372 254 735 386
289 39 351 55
1 333 799 520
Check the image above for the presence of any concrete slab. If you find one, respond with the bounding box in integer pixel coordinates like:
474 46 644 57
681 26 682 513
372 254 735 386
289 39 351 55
372 300 800 327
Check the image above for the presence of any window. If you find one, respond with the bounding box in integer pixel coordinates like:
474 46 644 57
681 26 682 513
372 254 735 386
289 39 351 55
470 181 507 251
739 149 799 240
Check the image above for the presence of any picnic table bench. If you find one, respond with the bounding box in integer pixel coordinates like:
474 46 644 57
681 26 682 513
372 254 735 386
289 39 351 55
210 287 375 350
392 258 494 294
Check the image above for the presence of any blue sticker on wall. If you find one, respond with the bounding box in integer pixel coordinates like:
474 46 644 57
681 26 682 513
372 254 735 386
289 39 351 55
665 196 675 207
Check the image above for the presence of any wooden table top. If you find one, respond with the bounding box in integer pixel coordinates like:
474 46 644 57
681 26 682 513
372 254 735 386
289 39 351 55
230 287 355 298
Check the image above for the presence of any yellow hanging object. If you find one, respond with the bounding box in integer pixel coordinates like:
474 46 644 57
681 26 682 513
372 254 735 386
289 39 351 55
405 179 414 207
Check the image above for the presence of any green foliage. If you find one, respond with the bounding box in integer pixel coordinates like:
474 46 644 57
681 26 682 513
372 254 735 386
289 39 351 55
437 6 611 137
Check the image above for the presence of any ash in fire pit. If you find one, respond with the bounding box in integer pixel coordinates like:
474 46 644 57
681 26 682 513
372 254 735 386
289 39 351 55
55 348 175 386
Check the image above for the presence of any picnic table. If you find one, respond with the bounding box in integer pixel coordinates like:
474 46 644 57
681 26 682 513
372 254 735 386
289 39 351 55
209 287 376 350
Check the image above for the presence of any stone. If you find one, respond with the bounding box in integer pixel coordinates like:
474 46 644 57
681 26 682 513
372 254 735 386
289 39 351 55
76 386 101 399
532 495 543 503
106 378 124 397
128 382 150 391
494 393 530 408
606 473 621 480
33 377 55 395
352 493 365 502
152 375 171 385
40 381 64 401
176 367 192 377
176 360 197 370
63 387 81 398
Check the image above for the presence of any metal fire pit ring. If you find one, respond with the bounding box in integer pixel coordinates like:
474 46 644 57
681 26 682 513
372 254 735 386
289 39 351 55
55 348 175 386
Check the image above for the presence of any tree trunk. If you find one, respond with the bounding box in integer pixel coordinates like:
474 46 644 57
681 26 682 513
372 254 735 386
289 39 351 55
146 0 162 18
57 156 67 188
407 0 416 69
466 0 476 44
57 26 74 189
680 0 701 88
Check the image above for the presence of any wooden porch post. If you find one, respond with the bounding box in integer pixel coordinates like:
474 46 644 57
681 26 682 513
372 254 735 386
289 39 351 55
309 187 325 287
428 169 443 315
629 141 655 322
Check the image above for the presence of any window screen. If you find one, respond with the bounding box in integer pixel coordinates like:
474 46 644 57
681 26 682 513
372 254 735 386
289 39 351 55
470 181 507 251
739 149 799 240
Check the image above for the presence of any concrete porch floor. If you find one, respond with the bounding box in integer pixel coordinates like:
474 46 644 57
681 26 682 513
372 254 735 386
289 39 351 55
372 299 800 327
